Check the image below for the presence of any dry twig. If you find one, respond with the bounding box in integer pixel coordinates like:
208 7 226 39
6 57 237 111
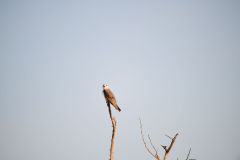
139 119 160 160
185 148 191 160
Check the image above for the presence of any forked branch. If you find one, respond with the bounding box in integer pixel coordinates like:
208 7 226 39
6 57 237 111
162 133 179 160
139 119 160 160
139 119 179 160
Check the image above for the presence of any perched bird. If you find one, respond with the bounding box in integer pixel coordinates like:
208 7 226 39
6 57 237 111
102 84 121 112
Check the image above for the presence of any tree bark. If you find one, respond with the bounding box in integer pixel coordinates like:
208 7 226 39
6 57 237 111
108 105 117 160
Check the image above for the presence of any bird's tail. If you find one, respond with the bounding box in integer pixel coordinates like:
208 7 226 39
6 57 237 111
115 105 121 112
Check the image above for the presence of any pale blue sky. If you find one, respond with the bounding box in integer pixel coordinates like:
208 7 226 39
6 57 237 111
1 1 240 160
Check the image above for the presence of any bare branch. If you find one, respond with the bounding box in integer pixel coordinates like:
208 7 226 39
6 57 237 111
165 134 173 140
167 133 178 152
108 106 117 160
109 117 117 160
163 133 179 160
139 119 180 160
148 134 160 159
185 148 191 160
139 119 160 159
148 134 158 155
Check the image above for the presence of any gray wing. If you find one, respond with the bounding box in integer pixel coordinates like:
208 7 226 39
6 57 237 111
103 89 118 107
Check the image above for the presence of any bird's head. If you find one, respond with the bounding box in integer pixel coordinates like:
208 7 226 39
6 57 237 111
103 84 109 89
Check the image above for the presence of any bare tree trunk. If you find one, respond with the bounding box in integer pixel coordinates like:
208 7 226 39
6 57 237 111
108 105 117 160
109 117 116 160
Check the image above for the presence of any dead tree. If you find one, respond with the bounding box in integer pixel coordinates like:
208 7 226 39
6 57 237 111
139 119 178 160
108 105 117 160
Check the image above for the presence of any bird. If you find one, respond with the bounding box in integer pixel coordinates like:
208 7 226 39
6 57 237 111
102 84 121 112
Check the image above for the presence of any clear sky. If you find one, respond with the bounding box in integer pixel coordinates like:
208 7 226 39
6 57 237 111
1 0 240 160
